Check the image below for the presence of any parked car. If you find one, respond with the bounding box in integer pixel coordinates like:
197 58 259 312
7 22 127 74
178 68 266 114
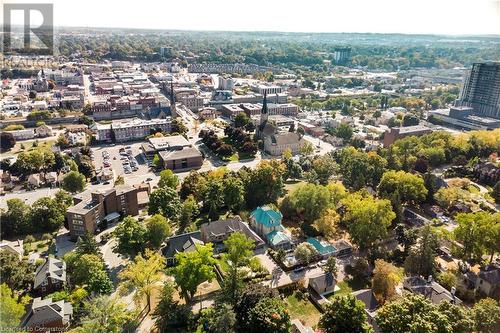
293 266 306 274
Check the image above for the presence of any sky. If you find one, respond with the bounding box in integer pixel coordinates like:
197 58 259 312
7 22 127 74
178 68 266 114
2 0 500 35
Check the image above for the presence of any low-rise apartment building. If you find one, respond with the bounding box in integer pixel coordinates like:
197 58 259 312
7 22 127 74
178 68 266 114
66 185 146 238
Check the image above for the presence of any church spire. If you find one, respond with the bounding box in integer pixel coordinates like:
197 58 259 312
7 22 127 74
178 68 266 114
261 91 268 114
169 80 177 118
260 92 268 126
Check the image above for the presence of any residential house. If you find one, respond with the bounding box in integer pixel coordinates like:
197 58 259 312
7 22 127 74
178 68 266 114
404 276 461 305
21 297 73 332
307 237 337 258
35 124 53 137
352 289 380 332
476 265 500 299
200 216 264 253
0 239 24 258
473 163 500 185
249 206 293 250
34 257 66 296
9 128 35 140
27 173 42 188
199 107 221 120
161 231 204 266
44 172 58 187
308 271 336 296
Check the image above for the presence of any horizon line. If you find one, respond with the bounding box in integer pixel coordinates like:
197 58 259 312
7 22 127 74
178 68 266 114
47 25 500 38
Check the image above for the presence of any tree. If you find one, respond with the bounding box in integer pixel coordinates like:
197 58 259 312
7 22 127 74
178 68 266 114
69 295 134 333
404 225 439 277
1 198 32 236
319 295 373 333
336 148 387 190
62 171 86 193
323 256 338 278
246 297 291 333
300 141 315 156
402 114 420 126
283 183 332 223
234 113 249 128
235 284 278 331
179 195 199 232
146 214 171 249
472 298 500 333
341 193 395 250
245 161 285 208
64 253 113 294
312 155 337 185
0 132 16 150
377 294 451 333
113 216 147 257
199 303 237 333
158 169 179 189
171 118 188 135
119 250 165 311
371 259 402 304
437 271 457 291
114 175 125 186
314 208 340 239
294 242 318 265
335 123 353 141
378 170 428 204
492 181 500 204
180 171 207 200
148 187 181 222
437 301 474 333
153 281 192 331
30 197 66 232
454 212 500 263
205 179 225 221
0 283 30 330
217 143 234 157
172 243 216 300
221 232 255 304
223 176 245 213
75 232 100 256
55 190 74 208
0 251 34 291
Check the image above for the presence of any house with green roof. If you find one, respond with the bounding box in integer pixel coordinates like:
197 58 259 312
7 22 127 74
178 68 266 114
250 206 292 250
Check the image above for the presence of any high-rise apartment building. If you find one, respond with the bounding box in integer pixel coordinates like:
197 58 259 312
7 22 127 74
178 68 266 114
458 62 500 119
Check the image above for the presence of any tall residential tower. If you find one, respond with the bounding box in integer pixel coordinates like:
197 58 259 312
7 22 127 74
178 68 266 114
457 62 500 119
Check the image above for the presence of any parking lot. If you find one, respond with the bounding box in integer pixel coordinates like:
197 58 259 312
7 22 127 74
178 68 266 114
92 142 155 183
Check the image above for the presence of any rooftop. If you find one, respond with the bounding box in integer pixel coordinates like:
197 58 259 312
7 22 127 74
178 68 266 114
251 206 283 228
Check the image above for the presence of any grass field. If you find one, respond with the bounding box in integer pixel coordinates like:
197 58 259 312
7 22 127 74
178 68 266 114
285 292 321 328
1 139 56 157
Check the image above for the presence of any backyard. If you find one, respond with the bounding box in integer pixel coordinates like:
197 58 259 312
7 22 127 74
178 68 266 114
284 291 321 328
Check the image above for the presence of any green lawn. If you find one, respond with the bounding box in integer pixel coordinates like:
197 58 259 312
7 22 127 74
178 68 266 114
327 278 370 300
2 139 56 157
284 180 306 194
285 292 321 328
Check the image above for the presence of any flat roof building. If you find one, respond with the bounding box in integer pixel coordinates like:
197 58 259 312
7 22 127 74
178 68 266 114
383 125 432 147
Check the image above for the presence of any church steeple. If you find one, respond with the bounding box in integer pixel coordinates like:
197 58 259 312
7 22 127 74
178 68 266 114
169 80 177 118
260 92 268 125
